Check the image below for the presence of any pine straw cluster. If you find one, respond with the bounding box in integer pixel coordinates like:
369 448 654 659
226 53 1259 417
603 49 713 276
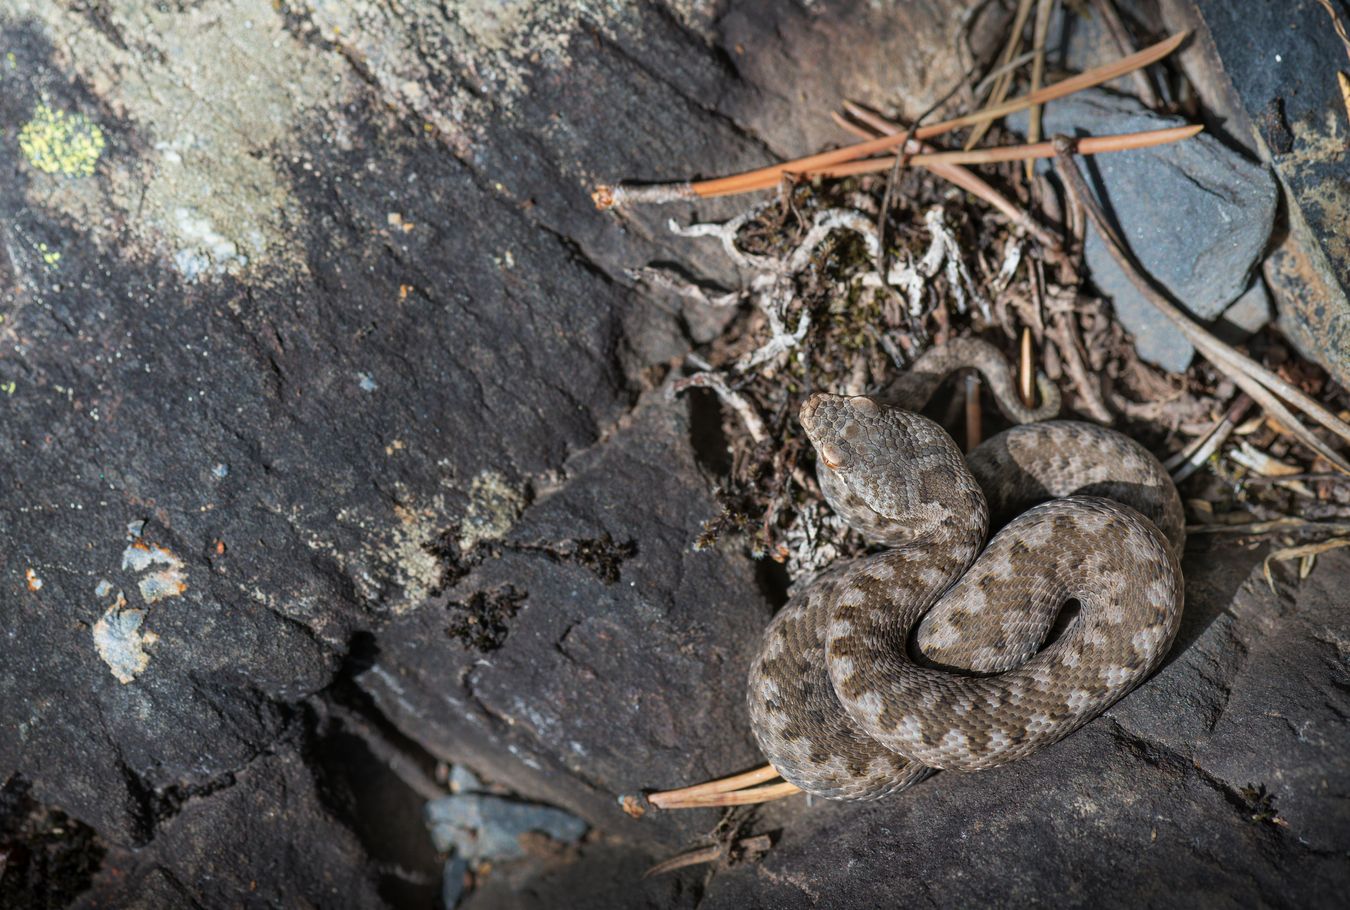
640 160 1350 590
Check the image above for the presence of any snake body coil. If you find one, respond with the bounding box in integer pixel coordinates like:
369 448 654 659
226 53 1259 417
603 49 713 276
747 343 1184 800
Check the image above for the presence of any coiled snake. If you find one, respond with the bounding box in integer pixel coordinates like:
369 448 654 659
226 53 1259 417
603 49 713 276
748 339 1184 800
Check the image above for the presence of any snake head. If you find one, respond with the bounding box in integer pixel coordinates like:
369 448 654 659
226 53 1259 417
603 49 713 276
800 393 914 519
799 393 883 469
800 393 982 543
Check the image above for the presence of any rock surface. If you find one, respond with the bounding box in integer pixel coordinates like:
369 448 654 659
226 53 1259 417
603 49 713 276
1158 0 1350 386
1012 88 1278 372
1 1 1347 907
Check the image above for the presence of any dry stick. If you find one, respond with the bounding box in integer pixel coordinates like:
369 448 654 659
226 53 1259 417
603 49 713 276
1093 0 1161 107
1025 0 1056 181
968 0 1036 150
592 32 1187 208
644 845 723 878
1047 304 1113 422
646 764 783 808
1188 519 1350 537
1050 137 1350 473
833 106 1061 250
1166 393 1253 483
653 781 802 810
1243 472 1350 487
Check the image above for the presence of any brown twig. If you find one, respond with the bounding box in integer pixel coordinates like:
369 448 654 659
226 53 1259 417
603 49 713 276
592 33 1188 208
1242 472 1350 487
643 845 723 878
1045 293 1112 422
1187 519 1350 537
806 126 1201 177
834 104 1062 250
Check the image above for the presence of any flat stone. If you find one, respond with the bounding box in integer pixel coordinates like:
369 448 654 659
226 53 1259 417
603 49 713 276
1012 88 1278 372
80 748 387 907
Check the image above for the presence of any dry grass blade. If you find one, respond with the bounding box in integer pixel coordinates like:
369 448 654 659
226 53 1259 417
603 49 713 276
967 0 1036 151
1263 537 1350 594
592 33 1188 208
1093 0 1161 106
1025 0 1056 179
1051 137 1350 473
809 126 1201 177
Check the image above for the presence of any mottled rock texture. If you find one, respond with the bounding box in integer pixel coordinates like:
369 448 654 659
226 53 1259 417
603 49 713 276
1 1 1346 908
1158 0 1350 386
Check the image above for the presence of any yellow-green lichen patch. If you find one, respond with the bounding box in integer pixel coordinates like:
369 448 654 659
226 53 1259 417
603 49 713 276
18 103 105 177
9 0 353 282
458 470 527 552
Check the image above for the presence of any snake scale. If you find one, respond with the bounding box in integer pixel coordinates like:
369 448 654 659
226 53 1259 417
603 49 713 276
748 339 1185 800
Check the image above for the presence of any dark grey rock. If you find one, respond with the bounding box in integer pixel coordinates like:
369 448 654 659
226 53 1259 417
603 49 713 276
359 392 775 851
1012 88 1278 372
1159 0 1350 385
76 748 387 908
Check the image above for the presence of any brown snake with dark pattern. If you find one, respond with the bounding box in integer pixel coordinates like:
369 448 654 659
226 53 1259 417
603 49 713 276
747 339 1184 800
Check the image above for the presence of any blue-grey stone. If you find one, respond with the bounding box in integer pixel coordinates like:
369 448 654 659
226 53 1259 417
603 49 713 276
1215 279 1273 344
1012 89 1277 372
425 770 589 862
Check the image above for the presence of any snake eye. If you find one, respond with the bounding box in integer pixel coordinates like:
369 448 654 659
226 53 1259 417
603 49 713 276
818 442 849 470
848 396 880 416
